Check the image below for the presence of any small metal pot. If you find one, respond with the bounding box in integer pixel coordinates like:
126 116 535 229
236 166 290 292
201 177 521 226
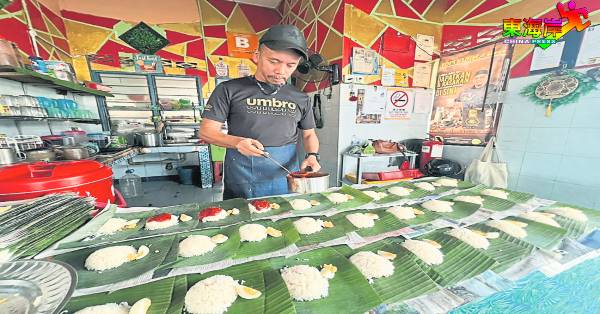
25 149 56 162
55 146 89 160
136 132 162 147
287 171 330 194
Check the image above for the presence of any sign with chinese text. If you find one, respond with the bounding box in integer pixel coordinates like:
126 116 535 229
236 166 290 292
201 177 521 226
502 1 590 49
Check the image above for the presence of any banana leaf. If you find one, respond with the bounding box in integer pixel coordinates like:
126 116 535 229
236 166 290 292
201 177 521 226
540 202 600 231
442 191 516 212
114 203 199 221
361 181 432 205
183 260 270 314
284 193 335 216
165 276 187 314
549 215 587 239
57 218 144 250
268 247 382 314
234 219 300 259
468 223 535 273
159 225 240 269
415 177 477 193
415 200 481 221
264 269 296 314
508 216 568 250
342 240 440 304
321 185 374 212
410 232 498 287
467 184 534 204
294 214 358 248
346 208 411 238
63 277 175 314
249 196 294 220
195 198 252 229
51 236 175 289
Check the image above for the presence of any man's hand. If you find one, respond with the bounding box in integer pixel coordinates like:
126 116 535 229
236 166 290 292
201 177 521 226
300 155 321 172
236 138 265 157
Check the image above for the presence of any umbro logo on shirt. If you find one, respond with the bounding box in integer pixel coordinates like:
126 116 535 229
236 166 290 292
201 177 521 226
246 98 297 110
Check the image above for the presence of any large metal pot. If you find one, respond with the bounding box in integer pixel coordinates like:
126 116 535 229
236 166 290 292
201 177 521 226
136 132 162 147
56 146 89 160
0 148 25 165
287 170 330 194
25 149 56 162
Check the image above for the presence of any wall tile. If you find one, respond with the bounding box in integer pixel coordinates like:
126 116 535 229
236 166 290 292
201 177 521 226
571 93 600 129
496 126 530 152
564 128 600 158
551 182 600 208
520 152 561 180
529 103 576 128
516 175 555 199
555 156 600 187
497 148 525 177
525 127 569 154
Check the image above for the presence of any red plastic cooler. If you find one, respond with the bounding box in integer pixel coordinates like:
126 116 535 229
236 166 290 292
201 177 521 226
0 160 115 205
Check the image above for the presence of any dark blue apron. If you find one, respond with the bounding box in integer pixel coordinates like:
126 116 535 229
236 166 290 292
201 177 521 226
223 143 299 200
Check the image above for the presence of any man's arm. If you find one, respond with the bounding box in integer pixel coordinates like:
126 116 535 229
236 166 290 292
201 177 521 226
199 119 265 156
300 128 321 171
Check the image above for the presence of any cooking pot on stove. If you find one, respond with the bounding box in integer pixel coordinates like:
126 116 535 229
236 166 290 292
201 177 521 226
287 167 330 194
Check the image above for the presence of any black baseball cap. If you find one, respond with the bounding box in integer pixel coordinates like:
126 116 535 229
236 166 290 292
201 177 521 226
259 24 308 60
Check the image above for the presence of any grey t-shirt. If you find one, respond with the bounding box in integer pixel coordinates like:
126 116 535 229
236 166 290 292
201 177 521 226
202 76 315 147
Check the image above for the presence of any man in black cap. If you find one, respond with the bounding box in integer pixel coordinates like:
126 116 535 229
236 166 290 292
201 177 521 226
199 24 321 199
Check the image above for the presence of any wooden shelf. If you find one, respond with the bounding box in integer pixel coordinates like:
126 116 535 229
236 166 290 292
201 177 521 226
0 66 114 97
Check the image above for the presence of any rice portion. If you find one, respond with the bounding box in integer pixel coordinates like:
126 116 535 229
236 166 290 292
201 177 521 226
435 178 458 187
290 199 312 210
327 193 350 204
486 220 527 238
293 217 323 235
349 251 394 280
519 211 561 228
387 186 413 196
421 200 454 213
546 206 588 222
239 224 268 242
481 189 509 199
96 218 128 236
346 213 377 228
401 240 444 265
414 182 436 191
248 203 271 214
446 228 490 249
145 214 179 230
363 190 387 201
281 265 329 301
74 303 130 314
179 235 217 257
453 195 484 205
386 206 416 220
185 275 238 314
84 245 137 271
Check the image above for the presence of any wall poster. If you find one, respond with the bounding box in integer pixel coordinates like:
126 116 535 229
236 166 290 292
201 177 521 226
429 42 513 145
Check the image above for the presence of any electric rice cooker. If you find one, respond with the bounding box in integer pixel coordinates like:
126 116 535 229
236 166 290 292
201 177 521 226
0 160 115 205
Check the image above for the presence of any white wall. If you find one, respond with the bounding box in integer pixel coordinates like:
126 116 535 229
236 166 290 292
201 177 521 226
336 83 431 184
0 78 102 137
303 85 341 187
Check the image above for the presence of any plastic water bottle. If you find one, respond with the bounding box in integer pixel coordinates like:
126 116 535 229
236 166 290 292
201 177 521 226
119 169 143 198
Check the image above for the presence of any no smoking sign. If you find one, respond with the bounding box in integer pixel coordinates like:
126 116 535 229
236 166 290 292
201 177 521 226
390 91 409 108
